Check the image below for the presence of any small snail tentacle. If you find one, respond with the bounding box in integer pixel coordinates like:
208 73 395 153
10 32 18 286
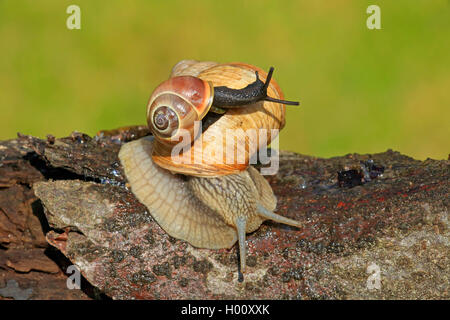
212 67 300 107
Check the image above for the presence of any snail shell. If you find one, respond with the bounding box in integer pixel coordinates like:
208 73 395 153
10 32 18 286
150 61 286 177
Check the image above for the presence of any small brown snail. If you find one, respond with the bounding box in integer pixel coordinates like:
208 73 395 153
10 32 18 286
119 60 302 277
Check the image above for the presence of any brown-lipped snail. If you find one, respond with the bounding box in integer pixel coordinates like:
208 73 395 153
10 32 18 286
119 60 302 279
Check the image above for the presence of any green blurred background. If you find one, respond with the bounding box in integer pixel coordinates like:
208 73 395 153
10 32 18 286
0 0 449 160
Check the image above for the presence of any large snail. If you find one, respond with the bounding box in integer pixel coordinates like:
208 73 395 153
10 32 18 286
118 60 302 277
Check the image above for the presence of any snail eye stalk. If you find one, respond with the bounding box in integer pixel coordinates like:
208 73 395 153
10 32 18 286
212 66 300 108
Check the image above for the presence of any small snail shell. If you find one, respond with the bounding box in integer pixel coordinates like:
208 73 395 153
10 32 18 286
118 60 301 275
147 76 214 146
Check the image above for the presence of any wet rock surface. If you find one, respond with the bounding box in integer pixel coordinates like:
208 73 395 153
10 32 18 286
0 128 448 299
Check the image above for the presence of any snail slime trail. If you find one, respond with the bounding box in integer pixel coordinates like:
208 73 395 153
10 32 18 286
119 60 302 277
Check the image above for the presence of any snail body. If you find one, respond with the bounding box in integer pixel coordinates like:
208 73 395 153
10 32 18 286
118 60 301 274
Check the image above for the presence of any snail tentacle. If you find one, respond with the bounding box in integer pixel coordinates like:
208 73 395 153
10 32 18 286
236 216 247 275
212 67 299 107
257 204 303 228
